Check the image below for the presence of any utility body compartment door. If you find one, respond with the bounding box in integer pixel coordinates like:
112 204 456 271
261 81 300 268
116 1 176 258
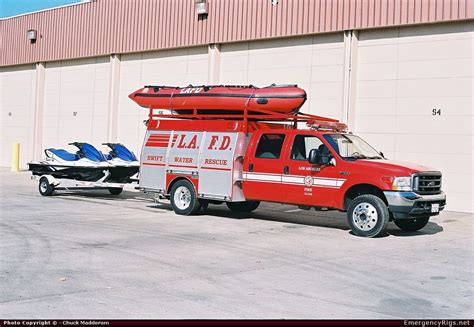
140 130 174 191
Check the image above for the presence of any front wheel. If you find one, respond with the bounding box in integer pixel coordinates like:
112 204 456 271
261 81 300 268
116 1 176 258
394 216 430 231
347 194 389 238
39 177 55 196
226 201 260 213
170 180 201 215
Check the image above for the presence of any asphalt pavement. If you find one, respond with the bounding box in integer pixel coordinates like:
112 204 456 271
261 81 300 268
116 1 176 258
0 169 472 319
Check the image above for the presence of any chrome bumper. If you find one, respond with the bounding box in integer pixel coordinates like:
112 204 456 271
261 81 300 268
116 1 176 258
383 191 446 219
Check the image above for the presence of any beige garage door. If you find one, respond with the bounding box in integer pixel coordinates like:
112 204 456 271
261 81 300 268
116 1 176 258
355 21 473 213
42 57 110 153
0 65 36 168
219 34 345 120
118 47 209 154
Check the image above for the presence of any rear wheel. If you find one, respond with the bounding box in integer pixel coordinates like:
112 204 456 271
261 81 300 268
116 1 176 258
108 188 123 195
226 201 260 213
347 194 389 238
394 216 430 231
198 200 209 213
39 177 55 196
170 180 201 215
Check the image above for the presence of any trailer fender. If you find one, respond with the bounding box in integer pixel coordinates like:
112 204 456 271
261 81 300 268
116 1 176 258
40 175 59 186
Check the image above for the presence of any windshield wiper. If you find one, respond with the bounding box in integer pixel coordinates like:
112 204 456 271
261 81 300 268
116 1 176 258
365 156 383 159
345 153 368 160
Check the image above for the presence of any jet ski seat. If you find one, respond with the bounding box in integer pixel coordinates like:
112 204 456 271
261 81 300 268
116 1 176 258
103 143 137 161
46 149 80 161
112 144 137 161
78 143 107 162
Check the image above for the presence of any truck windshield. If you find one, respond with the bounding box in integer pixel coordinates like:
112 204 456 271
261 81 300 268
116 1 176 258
323 134 383 160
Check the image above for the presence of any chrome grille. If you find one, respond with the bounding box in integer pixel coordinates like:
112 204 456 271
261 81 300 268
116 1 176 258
413 172 442 195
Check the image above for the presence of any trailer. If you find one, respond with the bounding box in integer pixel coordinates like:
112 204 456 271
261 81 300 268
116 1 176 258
32 172 138 196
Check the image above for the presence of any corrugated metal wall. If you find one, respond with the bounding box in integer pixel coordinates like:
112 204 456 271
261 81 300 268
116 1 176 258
1 0 473 67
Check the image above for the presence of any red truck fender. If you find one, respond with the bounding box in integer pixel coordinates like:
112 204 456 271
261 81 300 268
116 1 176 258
166 174 199 195
337 181 391 211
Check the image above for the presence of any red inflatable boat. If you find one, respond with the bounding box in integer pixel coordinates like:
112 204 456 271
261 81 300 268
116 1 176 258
128 84 306 114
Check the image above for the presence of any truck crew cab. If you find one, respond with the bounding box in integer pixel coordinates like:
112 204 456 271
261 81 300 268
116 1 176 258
130 84 446 237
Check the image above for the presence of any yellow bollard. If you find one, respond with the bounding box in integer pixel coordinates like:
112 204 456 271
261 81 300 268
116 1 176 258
11 142 20 172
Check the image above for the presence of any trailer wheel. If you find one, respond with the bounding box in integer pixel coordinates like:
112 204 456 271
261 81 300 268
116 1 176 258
108 188 123 195
39 177 55 196
170 180 201 215
394 216 430 231
347 194 389 238
226 201 260 213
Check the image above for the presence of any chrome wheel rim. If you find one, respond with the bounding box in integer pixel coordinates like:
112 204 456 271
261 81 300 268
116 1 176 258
352 202 378 231
174 186 191 210
40 181 48 193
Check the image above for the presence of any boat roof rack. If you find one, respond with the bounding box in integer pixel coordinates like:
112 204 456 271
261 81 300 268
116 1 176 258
143 83 299 91
147 107 347 133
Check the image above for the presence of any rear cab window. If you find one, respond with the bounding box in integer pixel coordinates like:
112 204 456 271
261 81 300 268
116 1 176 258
255 134 286 159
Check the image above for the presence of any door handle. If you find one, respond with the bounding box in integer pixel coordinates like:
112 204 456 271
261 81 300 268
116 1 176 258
283 166 289 174
249 163 254 172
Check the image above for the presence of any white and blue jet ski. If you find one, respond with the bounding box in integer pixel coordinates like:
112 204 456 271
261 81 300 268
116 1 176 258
102 143 140 182
28 142 139 183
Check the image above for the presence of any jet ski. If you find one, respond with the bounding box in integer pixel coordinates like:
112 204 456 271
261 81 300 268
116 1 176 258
102 143 139 182
28 142 110 182
28 142 139 183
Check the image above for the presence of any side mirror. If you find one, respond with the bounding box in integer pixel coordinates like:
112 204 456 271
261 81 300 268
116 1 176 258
308 149 322 165
308 148 334 166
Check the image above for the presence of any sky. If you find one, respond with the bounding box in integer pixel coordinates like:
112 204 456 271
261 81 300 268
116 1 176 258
0 0 84 18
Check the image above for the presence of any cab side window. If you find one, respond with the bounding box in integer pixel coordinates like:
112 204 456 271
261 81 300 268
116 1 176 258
255 134 286 159
291 135 324 160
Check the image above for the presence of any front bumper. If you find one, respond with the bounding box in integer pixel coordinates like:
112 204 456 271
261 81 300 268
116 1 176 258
383 191 446 219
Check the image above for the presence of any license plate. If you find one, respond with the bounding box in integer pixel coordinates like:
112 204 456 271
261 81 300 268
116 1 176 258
431 203 439 213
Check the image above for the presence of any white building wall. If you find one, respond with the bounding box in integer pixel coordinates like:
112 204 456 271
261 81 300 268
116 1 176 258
0 22 472 213
0 65 36 168
117 47 209 155
355 21 473 213
219 34 346 121
42 57 111 152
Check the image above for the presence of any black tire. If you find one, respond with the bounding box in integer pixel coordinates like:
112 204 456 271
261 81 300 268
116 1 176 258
394 216 430 231
347 194 389 238
226 201 260 213
108 188 123 195
169 180 201 215
39 177 55 196
198 200 209 213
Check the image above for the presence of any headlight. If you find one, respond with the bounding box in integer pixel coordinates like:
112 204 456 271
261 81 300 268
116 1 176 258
392 176 412 191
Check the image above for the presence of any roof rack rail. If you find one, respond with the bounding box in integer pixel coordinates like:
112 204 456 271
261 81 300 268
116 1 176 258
147 107 347 133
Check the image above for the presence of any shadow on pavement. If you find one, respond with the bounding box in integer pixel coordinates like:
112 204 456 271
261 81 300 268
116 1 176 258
53 191 444 237
388 221 444 236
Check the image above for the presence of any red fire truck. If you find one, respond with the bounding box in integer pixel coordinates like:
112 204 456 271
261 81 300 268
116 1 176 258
129 84 446 237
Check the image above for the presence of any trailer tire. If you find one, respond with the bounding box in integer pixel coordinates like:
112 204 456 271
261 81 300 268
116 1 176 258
39 177 55 196
347 194 389 238
226 201 260 213
394 216 430 231
170 180 201 215
108 188 123 195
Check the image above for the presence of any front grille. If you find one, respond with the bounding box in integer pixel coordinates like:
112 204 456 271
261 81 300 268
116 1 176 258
413 172 442 195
